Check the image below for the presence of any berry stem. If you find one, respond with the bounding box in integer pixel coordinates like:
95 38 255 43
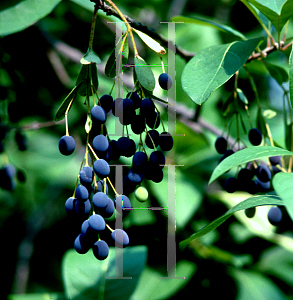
88 4 99 50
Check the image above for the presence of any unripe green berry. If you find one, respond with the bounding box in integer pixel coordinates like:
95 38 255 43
135 186 148 202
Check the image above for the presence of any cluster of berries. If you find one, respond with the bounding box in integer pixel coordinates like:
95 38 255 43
215 127 283 226
58 76 174 259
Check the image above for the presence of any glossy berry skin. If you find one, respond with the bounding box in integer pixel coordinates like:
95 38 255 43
100 198 115 218
150 151 165 169
146 111 160 129
111 229 129 247
128 168 144 184
74 234 91 254
94 159 110 179
75 185 89 202
268 206 282 226
88 214 106 232
145 130 160 149
93 240 109 260
65 197 76 216
158 73 172 90
99 94 113 113
93 192 109 210
248 128 262 146
215 137 227 154
132 151 148 171
109 140 120 161
91 105 107 124
159 132 173 151
117 137 132 157
74 199 91 218
79 166 94 185
118 98 135 125
59 135 75 156
111 97 123 116
92 134 109 153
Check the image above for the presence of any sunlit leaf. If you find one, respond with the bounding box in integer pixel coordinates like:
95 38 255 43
181 37 262 105
0 0 61 36
179 194 283 250
273 172 293 221
209 146 293 185
133 28 166 54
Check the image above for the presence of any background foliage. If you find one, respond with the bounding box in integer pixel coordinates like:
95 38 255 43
1 0 293 299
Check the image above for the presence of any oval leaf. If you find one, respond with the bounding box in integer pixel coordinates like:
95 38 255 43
0 0 61 36
289 45 293 109
133 28 166 54
265 61 289 85
273 172 293 221
171 15 247 40
62 246 147 300
179 194 283 250
134 56 155 92
246 0 293 33
182 37 262 105
209 146 293 185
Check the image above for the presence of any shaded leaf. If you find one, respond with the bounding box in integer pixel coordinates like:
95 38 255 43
273 172 293 221
0 0 61 36
285 122 293 150
179 194 283 250
289 45 293 108
264 61 289 85
133 28 166 54
181 37 262 105
256 107 268 137
90 63 98 91
76 64 90 96
209 146 293 185
246 0 293 33
80 48 101 65
7 294 65 300
62 246 147 300
171 15 247 40
54 84 81 121
105 34 129 78
143 88 170 105
134 56 155 92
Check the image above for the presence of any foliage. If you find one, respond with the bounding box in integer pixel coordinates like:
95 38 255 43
1 0 293 299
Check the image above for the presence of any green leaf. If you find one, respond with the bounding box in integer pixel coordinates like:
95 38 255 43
105 34 129 78
231 268 287 300
0 0 61 36
264 61 289 85
62 246 147 300
273 172 293 221
246 0 293 33
263 109 277 119
133 28 166 54
285 122 292 150
256 107 268 137
76 64 90 96
171 15 247 41
289 45 293 109
181 37 262 105
179 194 283 250
143 88 170 105
90 63 98 92
209 146 293 185
80 48 101 65
130 260 196 300
54 84 81 121
134 56 156 92
237 88 249 105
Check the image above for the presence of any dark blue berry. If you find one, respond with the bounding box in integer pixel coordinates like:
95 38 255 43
159 132 173 151
256 164 271 183
92 134 109 153
94 159 110 179
88 214 106 232
99 94 113 113
150 151 165 169
145 130 159 149
126 92 141 109
269 156 281 166
111 229 129 247
75 185 89 202
131 114 146 134
245 207 256 218
140 98 155 117
158 73 173 90
93 240 109 260
249 128 262 146
146 111 160 129
268 206 282 226
215 137 227 154
112 97 123 116
91 105 107 124
59 135 75 156
224 177 238 193
79 166 94 185
93 192 109 211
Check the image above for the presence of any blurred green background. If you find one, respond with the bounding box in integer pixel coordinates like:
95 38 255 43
1 0 293 299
